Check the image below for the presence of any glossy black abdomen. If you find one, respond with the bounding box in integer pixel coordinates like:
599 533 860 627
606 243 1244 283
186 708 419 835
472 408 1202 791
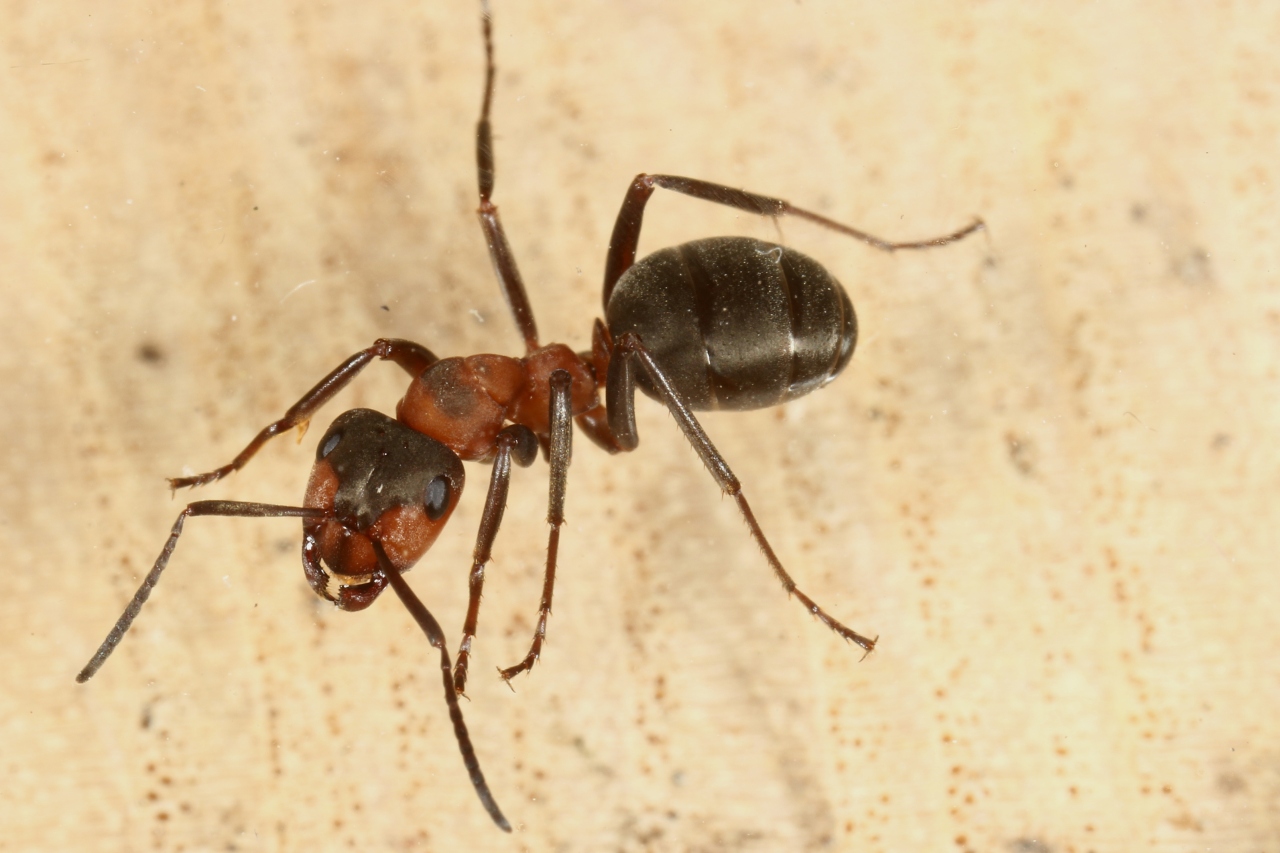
604 236 857 410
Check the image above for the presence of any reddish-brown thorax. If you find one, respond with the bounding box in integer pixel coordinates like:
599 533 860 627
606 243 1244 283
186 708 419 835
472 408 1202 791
397 344 598 460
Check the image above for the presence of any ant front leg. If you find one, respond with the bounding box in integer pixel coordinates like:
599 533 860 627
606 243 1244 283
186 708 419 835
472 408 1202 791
453 424 539 696
605 332 878 653
170 339 436 489
500 369 574 685
601 173 985 305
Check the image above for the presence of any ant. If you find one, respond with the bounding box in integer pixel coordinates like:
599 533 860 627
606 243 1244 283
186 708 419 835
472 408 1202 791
77 0 983 833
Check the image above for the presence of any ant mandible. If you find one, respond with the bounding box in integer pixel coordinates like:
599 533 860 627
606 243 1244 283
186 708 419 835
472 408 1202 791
77 0 984 833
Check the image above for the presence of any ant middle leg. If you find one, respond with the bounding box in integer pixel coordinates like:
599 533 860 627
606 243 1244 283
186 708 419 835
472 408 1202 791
169 339 436 490
604 332 878 653
601 173 985 305
473 0 538 353
500 369 575 684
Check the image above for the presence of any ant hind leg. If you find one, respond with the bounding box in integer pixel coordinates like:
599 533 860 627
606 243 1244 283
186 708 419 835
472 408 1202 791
601 172 984 306
603 331 877 653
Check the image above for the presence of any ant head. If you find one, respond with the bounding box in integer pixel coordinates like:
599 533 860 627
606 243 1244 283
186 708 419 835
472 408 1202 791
301 408 466 611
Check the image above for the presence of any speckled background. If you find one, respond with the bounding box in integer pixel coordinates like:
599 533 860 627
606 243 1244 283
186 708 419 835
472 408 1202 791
3 1 1278 851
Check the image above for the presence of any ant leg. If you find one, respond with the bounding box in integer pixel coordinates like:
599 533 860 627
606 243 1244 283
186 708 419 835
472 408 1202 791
575 405 624 454
77 501 325 683
500 369 573 684
474 1 538 352
454 424 539 696
377 543 512 832
607 332 877 653
170 338 436 489
574 320 626 454
602 173 985 305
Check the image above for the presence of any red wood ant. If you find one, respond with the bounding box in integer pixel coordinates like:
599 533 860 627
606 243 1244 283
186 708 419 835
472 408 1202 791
77 0 983 832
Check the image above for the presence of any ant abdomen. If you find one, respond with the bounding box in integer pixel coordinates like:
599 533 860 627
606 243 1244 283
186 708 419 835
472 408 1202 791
605 237 857 411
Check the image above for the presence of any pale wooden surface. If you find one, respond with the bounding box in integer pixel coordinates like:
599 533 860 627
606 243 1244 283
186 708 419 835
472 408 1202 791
3 1 1278 851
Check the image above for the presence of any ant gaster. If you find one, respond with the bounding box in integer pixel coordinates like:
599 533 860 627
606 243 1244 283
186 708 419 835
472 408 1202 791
78 0 983 832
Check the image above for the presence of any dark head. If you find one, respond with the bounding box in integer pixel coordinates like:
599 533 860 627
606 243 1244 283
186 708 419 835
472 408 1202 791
301 409 466 610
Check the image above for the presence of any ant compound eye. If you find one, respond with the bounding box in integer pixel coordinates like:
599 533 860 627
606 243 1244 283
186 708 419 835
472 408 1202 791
424 475 451 521
318 429 343 460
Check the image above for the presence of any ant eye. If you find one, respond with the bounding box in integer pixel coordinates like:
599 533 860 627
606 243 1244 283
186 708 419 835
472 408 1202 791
318 430 343 460
424 475 451 521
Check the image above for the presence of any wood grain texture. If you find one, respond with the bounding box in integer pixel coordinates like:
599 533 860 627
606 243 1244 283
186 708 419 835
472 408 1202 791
3 1 1277 850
